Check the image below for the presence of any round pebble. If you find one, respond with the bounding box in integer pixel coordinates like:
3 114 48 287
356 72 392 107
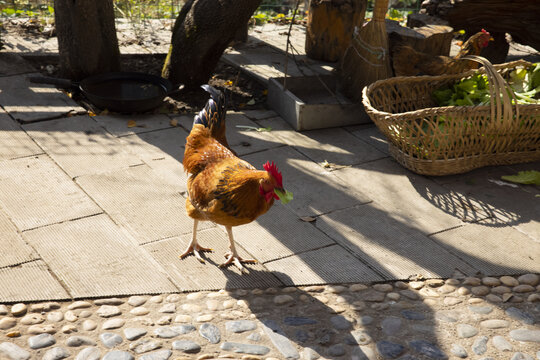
482 277 501 286
463 277 481 286
514 284 535 293
97 305 121 318
64 311 78 322
42 346 70 360
457 324 478 338
174 314 192 323
350 284 368 292
373 284 393 293
438 284 456 294
123 328 147 341
0 305 8 315
182 304 202 313
409 281 424 290
491 285 511 294
66 336 97 347
68 301 91 310
28 324 56 334
471 286 490 296
273 295 294 305
480 319 509 329
82 320 98 331
451 343 468 358
518 274 539 286
130 307 150 316
11 303 27 316
47 311 64 322
0 317 17 330
28 333 56 349
500 276 519 287
172 340 201 354
492 335 513 351
127 296 147 307
472 336 488 355
102 318 125 330
100 333 123 348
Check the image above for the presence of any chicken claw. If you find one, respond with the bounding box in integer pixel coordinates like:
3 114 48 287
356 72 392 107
219 252 257 272
179 244 213 263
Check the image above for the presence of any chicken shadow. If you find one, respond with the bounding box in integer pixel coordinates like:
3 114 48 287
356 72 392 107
222 268 443 360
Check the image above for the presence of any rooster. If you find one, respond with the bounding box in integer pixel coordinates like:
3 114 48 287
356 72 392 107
180 85 291 271
392 29 493 76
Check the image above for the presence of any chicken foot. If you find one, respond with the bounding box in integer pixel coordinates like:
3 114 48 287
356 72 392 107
219 226 257 272
179 220 213 263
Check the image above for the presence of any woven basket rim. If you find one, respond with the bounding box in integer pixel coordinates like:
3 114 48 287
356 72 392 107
362 59 536 118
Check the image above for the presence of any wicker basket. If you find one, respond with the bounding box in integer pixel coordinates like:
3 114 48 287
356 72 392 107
362 57 540 176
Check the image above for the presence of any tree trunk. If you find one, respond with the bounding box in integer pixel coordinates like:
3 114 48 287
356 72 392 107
306 0 367 62
55 0 120 80
162 0 262 89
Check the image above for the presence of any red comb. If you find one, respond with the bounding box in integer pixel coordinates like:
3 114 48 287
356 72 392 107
263 161 283 187
481 29 489 35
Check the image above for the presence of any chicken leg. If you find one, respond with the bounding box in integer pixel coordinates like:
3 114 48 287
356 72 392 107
219 226 257 271
179 219 213 263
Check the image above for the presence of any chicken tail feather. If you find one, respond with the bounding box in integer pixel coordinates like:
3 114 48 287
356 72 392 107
194 85 226 135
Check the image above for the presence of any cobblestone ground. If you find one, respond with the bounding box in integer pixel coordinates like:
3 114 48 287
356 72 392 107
1 274 539 360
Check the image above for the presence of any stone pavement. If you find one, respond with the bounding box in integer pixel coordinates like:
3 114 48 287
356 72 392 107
0 21 539 360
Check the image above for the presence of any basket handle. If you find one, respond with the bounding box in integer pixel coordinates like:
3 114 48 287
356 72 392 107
462 55 519 129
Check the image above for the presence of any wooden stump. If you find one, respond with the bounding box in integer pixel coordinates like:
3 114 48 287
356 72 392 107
387 20 454 57
306 0 367 62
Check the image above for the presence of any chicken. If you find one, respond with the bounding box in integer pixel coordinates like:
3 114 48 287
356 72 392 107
392 29 493 76
180 85 291 271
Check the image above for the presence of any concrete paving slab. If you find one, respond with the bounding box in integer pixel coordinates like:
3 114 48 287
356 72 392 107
0 260 70 302
0 52 37 76
0 155 102 231
257 116 386 166
120 127 188 189
264 245 384 285
93 114 173 137
23 115 142 178
316 206 478 280
0 209 39 268
0 108 43 160
242 146 371 217
233 206 336 263
23 214 178 298
346 124 390 156
173 112 284 157
0 73 85 123
75 165 211 245
333 159 491 234
429 164 539 241
143 228 284 291
221 113 285 156
430 219 540 275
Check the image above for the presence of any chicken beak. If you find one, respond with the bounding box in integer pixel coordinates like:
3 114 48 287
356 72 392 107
274 188 293 205
489 37 494 41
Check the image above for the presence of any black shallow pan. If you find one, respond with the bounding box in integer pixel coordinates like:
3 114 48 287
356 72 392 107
29 72 183 113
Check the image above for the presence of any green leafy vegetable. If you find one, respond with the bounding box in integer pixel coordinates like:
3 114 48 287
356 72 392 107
433 63 540 107
274 188 293 205
501 171 540 186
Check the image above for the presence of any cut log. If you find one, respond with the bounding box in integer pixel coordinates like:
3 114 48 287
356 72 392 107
306 0 367 62
387 20 454 57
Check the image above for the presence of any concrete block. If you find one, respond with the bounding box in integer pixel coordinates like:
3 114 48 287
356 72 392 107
24 115 142 177
143 228 283 291
76 165 211 245
0 155 102 231
23 215 178 298
267 75 370 131
0 261 70 302
264 245 383 285
316 206 478 279
243 146 371 217
0 108 43 160
0 73 85 123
